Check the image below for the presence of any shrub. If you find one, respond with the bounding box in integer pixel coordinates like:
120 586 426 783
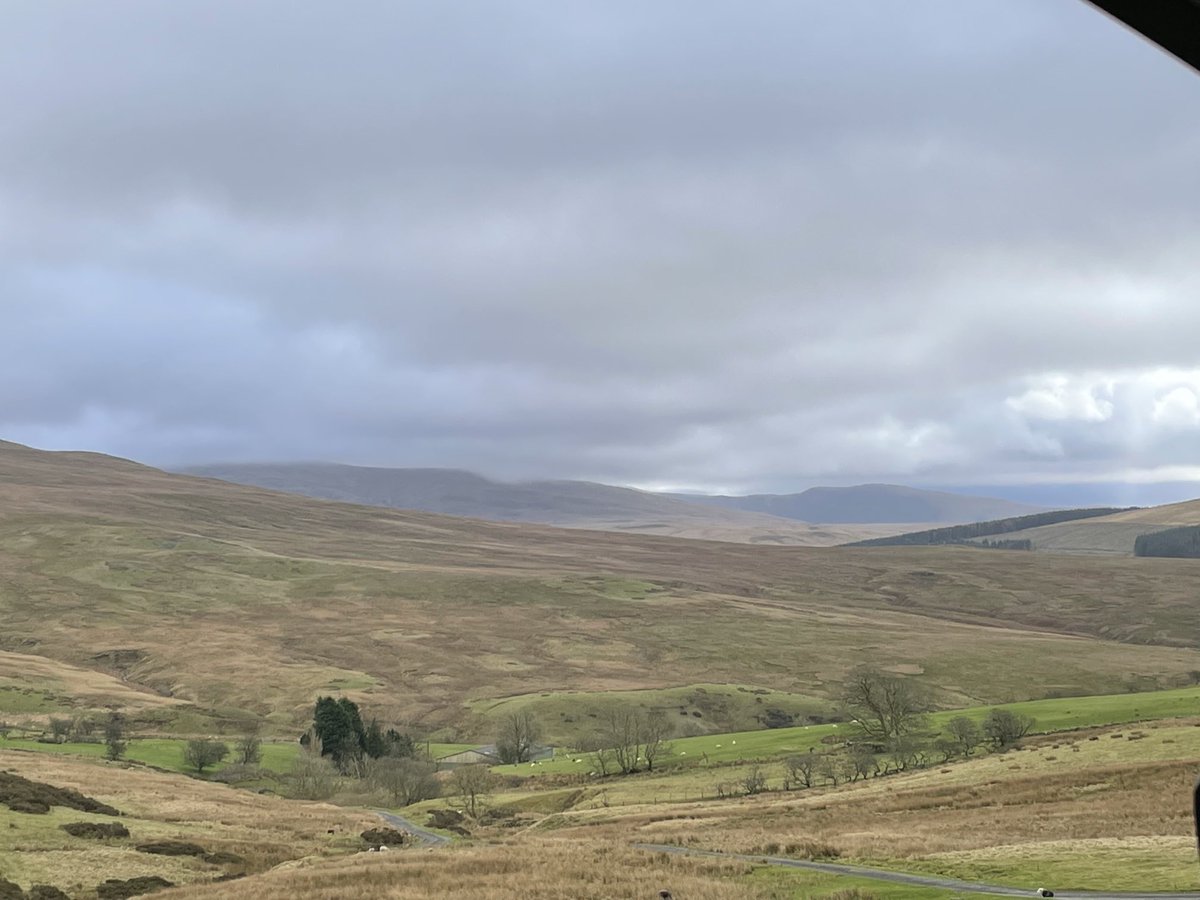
982 709 1035 749
361 827 407 846
210 763 267 785
182 739 230 775
786 840 841 860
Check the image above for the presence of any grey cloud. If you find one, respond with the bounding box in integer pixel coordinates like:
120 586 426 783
3 1 1199 496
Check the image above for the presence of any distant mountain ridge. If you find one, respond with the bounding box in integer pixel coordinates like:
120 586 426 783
179 463 1040 533
177 462 924 545
182 463 738 524
671 483 1046 524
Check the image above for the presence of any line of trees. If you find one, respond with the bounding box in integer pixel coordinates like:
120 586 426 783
974 538 1033 550
711 668 1036 797
849 507 1130 547
579 709 673 775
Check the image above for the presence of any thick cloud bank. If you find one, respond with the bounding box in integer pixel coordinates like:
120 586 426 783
2 1 1198 499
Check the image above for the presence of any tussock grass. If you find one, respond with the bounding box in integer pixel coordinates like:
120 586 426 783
167 838 763 899
0 750 375 894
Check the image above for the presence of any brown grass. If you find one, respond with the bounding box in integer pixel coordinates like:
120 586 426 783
524 720 1200 890
3 442 1200 736
0 750 376 893
167 838 763 899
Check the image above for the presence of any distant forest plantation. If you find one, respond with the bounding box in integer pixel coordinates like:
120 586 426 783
846 507 1133 548
1134 525 1200 558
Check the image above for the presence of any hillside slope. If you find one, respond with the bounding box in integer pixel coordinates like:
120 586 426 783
960 497 1200 555
179 462 912 546
3 440 1200 737
677 483 1045 524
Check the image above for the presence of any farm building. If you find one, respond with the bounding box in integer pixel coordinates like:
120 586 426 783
436 743 554 767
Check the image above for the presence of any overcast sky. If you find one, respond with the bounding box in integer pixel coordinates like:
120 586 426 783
3 1 1198 501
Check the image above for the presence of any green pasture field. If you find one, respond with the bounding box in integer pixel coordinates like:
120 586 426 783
895 839 1200 894
750 866 1009 898
493 683 1200 777
0 738 301 775
468 683 836 744
0 736 478 777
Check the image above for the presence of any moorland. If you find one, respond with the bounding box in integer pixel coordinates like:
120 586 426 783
3 439 1200 898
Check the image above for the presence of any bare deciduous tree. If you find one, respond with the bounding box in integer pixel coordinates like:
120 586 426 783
71 716 95 742
783 751 817 790
183 739 230 774
946 716 982 758
741 766 767 795
48 718 72 743
450 764 494 818
496 711 541 764
235 723 263 766
848 744 877 781
841 666 928 748
291 732 337 800
817 753 846 786
579 733 617 776
639 713 673 772
603 709 643 775
983 709 1035 749
369 757 440 806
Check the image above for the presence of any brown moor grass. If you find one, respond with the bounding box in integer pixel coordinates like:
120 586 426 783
0 750 376 892
168 839 763 900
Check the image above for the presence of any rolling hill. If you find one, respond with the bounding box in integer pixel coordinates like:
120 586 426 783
674 483 1045 524
178 462 918 546
3 439 1200 741
954 497 1200 555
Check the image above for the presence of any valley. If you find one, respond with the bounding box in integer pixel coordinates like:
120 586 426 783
2 441 1200 897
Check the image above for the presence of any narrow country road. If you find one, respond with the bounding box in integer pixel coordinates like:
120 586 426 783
634 843 1200 900
376 809 452 846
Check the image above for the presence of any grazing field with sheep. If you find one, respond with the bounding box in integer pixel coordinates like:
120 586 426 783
487 683 1200 779
5 446 1200 896
535 718 1200 893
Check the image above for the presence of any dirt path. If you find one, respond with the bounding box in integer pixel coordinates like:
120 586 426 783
634 842 1200 899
